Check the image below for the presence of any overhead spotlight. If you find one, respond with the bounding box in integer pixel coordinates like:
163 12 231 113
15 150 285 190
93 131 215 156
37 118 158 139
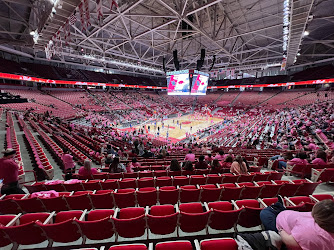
303 31 309 36
30 31 35 35
297 53 301 56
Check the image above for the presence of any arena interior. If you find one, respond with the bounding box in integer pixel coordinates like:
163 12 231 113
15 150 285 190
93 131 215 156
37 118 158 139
0 0 334 249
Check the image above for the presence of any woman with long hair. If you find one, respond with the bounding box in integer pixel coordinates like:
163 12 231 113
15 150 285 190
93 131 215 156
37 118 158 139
78 159 98 177
109 157 126 173
168 159 181 171
230 155 247 175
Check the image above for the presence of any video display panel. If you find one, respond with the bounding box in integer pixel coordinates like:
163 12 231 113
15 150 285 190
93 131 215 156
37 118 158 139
190 71 209 95
166 70 190 95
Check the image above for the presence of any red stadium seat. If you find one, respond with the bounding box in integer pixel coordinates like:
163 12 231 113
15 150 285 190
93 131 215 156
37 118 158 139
207 202 242 231
114 188 136 208
147 205 178 235
179 185 201 203
200 184 222 203
155 241 193 250
159 186 179 205
178 203 210 234
136 187 158 207
199 238 238 250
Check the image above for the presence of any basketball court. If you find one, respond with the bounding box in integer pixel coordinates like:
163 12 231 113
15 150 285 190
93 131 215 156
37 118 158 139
138 114 224 142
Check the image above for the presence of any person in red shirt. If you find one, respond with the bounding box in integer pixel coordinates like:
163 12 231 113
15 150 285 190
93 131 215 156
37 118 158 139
0 148 25 195
195 155 209 169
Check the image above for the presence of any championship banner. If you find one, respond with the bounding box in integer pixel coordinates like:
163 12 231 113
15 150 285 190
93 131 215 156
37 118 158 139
110 0 118 11
96 0 103 24
84 0 91 28
281 58 287 71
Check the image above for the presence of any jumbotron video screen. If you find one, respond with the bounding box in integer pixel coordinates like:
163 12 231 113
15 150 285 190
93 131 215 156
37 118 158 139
166 70 190 95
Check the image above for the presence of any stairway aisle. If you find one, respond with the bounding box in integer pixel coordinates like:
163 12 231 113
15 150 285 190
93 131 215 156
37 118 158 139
0 110 6 149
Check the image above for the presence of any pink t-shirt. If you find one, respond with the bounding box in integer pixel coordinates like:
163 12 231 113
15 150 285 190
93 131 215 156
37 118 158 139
78 167 98 176
311 158 327 166
276 211 334 250
184 153 196 162
62 154 75 170
288 158 308 165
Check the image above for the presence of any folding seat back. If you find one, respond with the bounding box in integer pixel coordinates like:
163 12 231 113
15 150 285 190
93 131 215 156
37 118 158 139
235 199 262 228
76 209 114 241
260 198 279 207
221 174 238 183
153 170 168 177
288 196 313 206
194 169 210 175
123 172 138 178
200 238 238 250
200 185 222 203
147 205 178 235
237 174 254 183
158 186 179 205
207 202 242 231
168 170 182 176
24 182 46 193
44 183 66 192
137 177 155 188
41 195 70 213
206 174 223 184
155 241 193 250
101 179 118 190
37 210 83 244
182 170 193 176
82 180 102 191
173 176 189 186
268 171 283 181
0 198 22 214
90 191 115 209
0 215 17 247
2 213 51 246
239 185 262 199
179 185 200 203
311 194 334 201
109 244 148 249
65 193 93 210
136 187 157 207
253 173 270 182
151 165 165 171
109 173 123 179
93 173 109 180
189 175 206 185
118 178 137 189
112 207 146 239
138 171 153 178
258 184 281 198
15 197 46 213
114 189 136 208
220 186 243 201
294 181 321 196
278 183 301 197
155 176 172 187
178 203 210 233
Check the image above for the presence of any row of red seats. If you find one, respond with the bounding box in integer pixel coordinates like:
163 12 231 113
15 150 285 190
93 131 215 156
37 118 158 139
38 129 64 166
1 194 332 249
3 179 321 214
75 238 237 250
53 134 88 165
74 170 284 182
286 162 334 178
25 172 284 193
22 125 54 179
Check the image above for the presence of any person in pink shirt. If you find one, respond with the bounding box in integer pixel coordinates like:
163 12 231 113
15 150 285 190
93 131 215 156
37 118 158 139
311 150 327 166
184 150 195 162
78 160 98 177
260 199 334 250
214 150 225 160
0 148 25 195
61 149 75 173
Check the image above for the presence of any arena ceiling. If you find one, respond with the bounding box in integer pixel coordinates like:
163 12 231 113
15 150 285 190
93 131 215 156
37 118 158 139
0 0 333 76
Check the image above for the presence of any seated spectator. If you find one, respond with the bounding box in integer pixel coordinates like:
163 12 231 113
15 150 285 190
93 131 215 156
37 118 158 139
78 159 98 177
105 154 113 168
61 149 75 174
182 161 193 171
109 157 126 173
230 155 247 175
167 159 181 171
221 155 233 169
311 150 327 166
184 150 195 162
127 158 140 172
195 155 209 169
205 152 213 164
214 150 225 160
210 159 221 172
224 149 235 160
279 152 308 169
0 148 25 195
260 198 334 249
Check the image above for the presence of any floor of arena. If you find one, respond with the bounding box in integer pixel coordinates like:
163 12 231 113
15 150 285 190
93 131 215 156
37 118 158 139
137 114 224 142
